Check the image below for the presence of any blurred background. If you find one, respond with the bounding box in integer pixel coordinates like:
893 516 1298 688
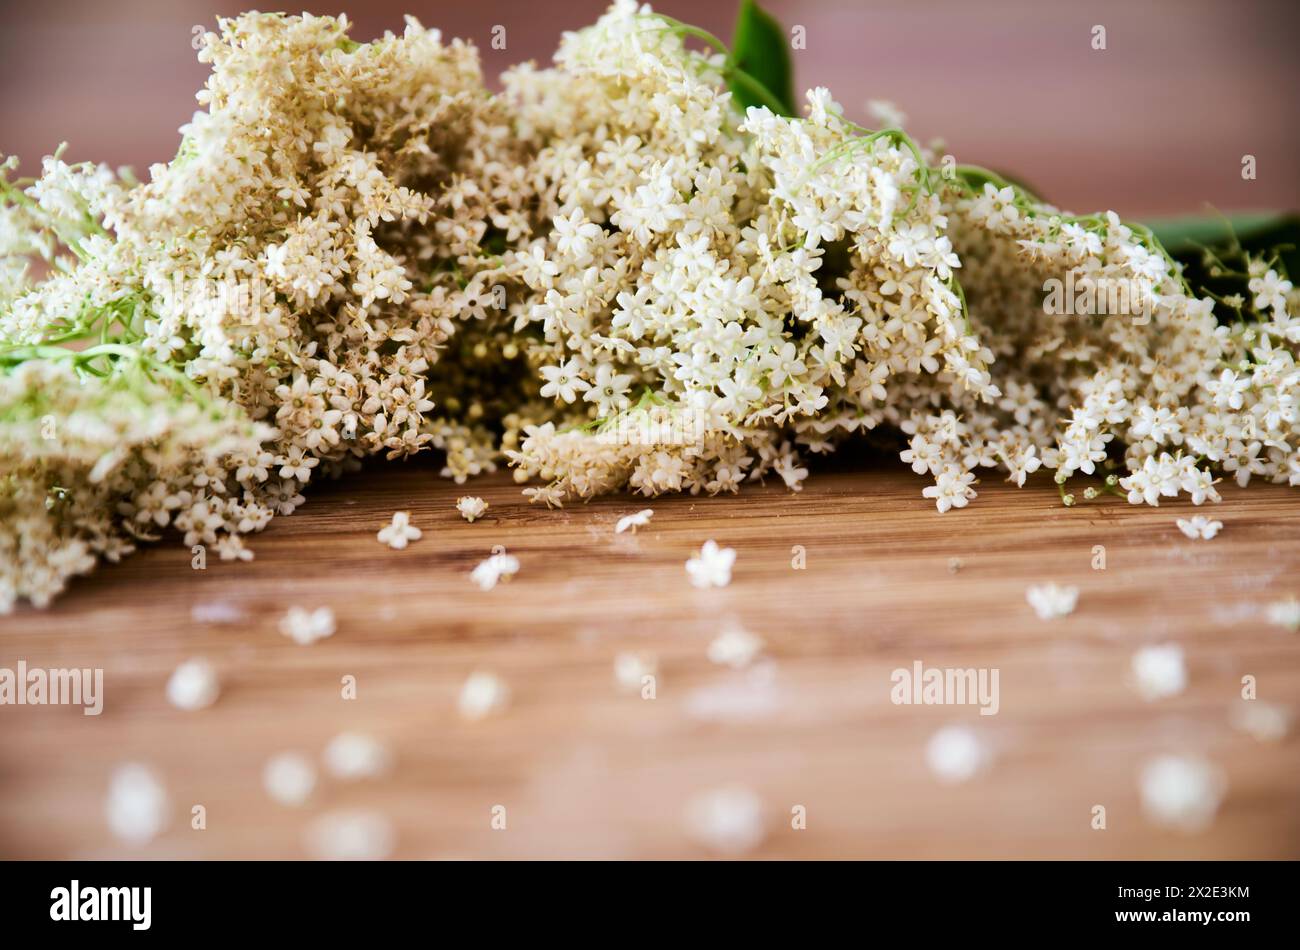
1 0 1298 217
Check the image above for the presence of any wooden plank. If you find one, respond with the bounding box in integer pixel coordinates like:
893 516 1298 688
1 459 1297 858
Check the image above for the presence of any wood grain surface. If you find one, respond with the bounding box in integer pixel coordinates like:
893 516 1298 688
1 455 1298 859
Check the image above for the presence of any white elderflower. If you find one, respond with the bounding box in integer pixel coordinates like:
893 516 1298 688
1025 583 1078 620
165 658 219 711
263 752 317 807
377 511 422 550
1 11 537 612
923 466 977 513
456 496 488 523
323 732 392 780
190 601 244 624
1131 644 1187 700
279 606 336 645
458 671 510 720
613 652 658 693
925 726 988 784
1139 755 1225 832
686 540 736 589
1230 701 1291 743
304 809 395 861
684 785 765 856
470 550 520 591
9 4 1300 614
1265 597 1300 631
105 763 168 845
707 625 764 669
866 98 908 129
1176 515 1222 540
538 358 590 404
615 509 654 534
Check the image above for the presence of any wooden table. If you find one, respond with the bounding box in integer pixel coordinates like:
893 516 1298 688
2 457 1297 858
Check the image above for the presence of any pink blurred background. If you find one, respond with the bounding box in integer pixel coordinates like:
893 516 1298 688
2 0 1296 218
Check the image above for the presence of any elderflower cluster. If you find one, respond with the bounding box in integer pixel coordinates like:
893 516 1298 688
3 2 1298 612
888 180 1299 510
2 12 536 610
0 358 268 609
501 2 976 503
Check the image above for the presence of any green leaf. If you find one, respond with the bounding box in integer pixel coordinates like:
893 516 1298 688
1145 212 1296 254
730 0 796 116
1146 212 1299 277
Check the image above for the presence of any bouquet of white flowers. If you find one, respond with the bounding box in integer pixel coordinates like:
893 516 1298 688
2 1 1296 611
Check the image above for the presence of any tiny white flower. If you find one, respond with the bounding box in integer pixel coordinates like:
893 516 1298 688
684 785 765 855
105 763 168 845
165 658 219 711
686 540 736 589
377 510 421 549
456 496 488 523
190 601 244 624
323 732 391 780
707 625 764 669
1265 597 1300 631
925 726 988 784
539 357 590 403
1176 515 1222 540
304 809 395 861
1131 643 1187 700
279 606 336 645
865 98 907 129
613 652 658 693
1025 583 1078 620
1229 701 1291 743
263 752 317 807
458 671 510 720
923 465 977 513
470 550 520 591
615 508 654 534
1139 755 1225 832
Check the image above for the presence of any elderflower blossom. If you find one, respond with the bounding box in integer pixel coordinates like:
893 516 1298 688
457 671 510 720
1176 515 1222 540
456 496 488 522
707 625 764 669
5 3 1300 611
105 763 169 845
613 652 658 692
1230 701 1291 743
1 11 535 611
1131 644 1187 701
304 809 395 860
1265 597 1300 631
279 606 336 645
263 752 317 807
469 550 520 591
1025 583 1078 620
925 726 989 784
165 659 220 711
615 509 654 534
323 732 392 780
1139 755 1225 833
377 510 421 549
684 785 766 855
686 540 736 589
503 2 981 505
